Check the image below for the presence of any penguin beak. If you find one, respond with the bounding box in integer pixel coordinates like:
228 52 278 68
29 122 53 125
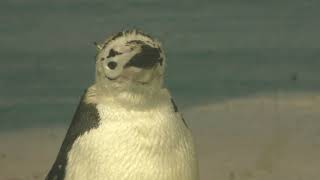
124 44 163 69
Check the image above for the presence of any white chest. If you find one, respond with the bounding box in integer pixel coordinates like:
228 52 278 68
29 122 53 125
65 102 198 180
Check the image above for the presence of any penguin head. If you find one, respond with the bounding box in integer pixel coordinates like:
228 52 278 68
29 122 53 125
95 30 165 94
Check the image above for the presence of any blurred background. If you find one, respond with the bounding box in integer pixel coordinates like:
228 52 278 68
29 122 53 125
1 0 320 179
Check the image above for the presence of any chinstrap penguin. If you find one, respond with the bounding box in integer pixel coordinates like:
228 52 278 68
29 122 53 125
46 29 199 180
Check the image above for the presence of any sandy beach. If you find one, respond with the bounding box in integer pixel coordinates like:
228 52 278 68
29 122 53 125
1 93 319 180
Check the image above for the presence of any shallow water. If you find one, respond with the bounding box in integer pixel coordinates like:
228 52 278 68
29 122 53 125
1 0 320 129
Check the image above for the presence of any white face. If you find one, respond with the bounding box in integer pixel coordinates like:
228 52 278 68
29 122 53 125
95 31 165 93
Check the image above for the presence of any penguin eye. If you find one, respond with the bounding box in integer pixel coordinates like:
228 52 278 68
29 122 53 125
107 49 122 58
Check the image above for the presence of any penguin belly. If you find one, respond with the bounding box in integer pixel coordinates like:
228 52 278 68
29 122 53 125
64 103 198 180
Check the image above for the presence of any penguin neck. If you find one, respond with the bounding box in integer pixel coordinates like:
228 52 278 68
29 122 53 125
86 82 169 110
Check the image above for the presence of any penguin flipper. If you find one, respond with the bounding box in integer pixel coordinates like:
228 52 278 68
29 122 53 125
46 89 100 180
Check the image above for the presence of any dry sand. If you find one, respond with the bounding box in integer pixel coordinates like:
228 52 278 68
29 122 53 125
1 93 319 180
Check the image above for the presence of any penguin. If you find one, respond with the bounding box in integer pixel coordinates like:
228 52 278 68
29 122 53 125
46 29 199 180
